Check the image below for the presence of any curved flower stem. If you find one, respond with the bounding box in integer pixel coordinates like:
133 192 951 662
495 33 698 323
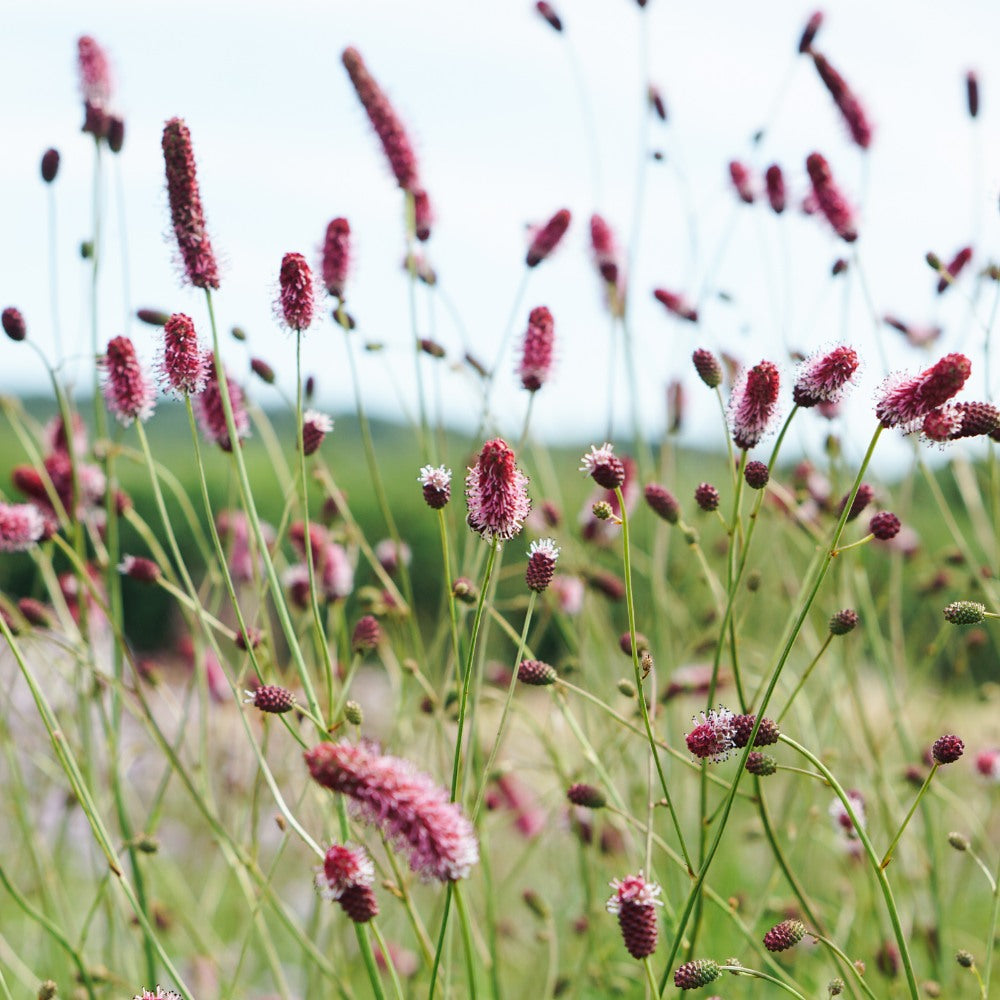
775 633 833 724
716 965 807 999
813 933 880 1000
880 764 939 869
984 847 1000 994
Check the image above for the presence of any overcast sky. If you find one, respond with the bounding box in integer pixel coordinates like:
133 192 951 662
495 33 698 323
2 0 999 473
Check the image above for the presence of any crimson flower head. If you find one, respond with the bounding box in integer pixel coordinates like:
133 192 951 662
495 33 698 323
316 841 375 900
686 707 737 762
728 360 780 450
692 348 722 388
525 538 560 592
922 402 1000 443
194 354 250 451
278 252 316 331
793 345 859 407
305 740 479 882
812 52 873 150
806 152 857 242
765 164 786 214
322 217 351 299
606 873 663 959
159 313 208 396
653 288 697 323
589 214 621 285
869 511 900 541
419 465 452 509
2 307 26 342
101 336 155 426
875 352 972 430
519 306 555 391
161 118 220 290
526 208 571 267
931 733 964 764
466 438 531 542
302 410 333 456
729 160 755 204
581 443 625 490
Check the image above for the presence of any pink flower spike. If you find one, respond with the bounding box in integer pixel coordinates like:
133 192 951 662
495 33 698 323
101 336 155 426
519 306 555 392
160 313 208 396
305 740 479 882
194 354 250 451
765 164 786 214
77 36 112 109
793 345 859 407
936 246 973 294
653 288 698 323
0 503 46 552
589 214 621 285
685 707 737 762
322 217 351 299
922 402 1000 442
465 438 531 542
806 152 857 242
419 464 452 509
728 360 780 450
728 160 755 204
812 51 873 150
526 208 571 267
607 872 663 959
316 842 376 901
278 252 316 331
875 353 972 430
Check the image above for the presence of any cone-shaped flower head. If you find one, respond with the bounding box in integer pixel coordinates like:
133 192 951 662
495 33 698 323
812 52 873 150
316 842 375 900
729 160 755 203
77 36 112 109
466 438 531 542
728 360 780 450
101 336 155 426
644 483 680 523
322 217 351 299
806 152 857 242
519 306 555 392
526 208 571 267
159 313 208 396
419 465 452 509
606 873 662 959
278 252 315 331
41 149 60 184
301 410 333 456
686 707 737 762
2 307 26 342
944 600 986 625
525 538 559 592
793 346 859 407
581 443 625 490
869 511 901 540
654 288 698 323
765 163 786 214
932 733 964 764
693 348 722 388
674 959 721 990
305 740 479 882
875 353 972 430
922 402 1000 442
764 919 807 952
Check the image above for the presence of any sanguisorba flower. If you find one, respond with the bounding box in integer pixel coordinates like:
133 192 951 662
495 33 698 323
316 842 379 923
519 305 555 392
606 873 663 959
159 313 208 396
466 438 531 542
811 52 873 150
101 336 155 426
278 252 315 331
686 707 737 762
526 208 571 268
589 214 621 285
728 360 780 450
77 36 112 109
922 402 1000 442
194 353 250 451
0 503 46 552
581 442 625 490
305 740 479 882
875 352 972 430
161 117 220 290
301 410 333 456
525 538 560 592
322 217 351 300
792 345 859 407
805 152 857 243
419 464 452 509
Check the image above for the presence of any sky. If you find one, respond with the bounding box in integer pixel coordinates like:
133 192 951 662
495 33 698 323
2 0 999 475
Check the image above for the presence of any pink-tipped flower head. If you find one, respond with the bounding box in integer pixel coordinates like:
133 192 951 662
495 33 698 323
161 118 220 290
277 252 316 331
798 11 824 53
685 706 737 762
133 990 182 1000
419 465 452 509
812 52 873 150
101 336 155 426
793 345 859 407
728 360 781 450
0 503 46 552
653 288 698 323
729 160 755 204
519 306 555 392
589 214 621 285
581 443 625 490
525 537 560 592
875 352 972 430
159 313 208 396
806 152 857 242
936 246 973 294
606 873 663 959
765 164 786 214
305 740 479 882
922 402 1000 443
302 410 333 456
466 438 531 542
316 842 376 901
77 36 112 109
526 208 571 267
322 217 351 299
194 354 250 451
341 47 420 193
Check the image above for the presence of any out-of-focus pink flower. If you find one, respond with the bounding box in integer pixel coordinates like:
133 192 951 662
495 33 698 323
466 438 531 542
883 315 942 349
493 774 546 838
519 306 555 392
322 217 351 299
936 246 973 294
812 52 873 150
829 789 866 839
0 503 45 552
606 873 662 959
653 288 697 323
975 748 1000 781
302 410 333 456
412 188 433 242
551 574 584 614
590 214 621 285
728 360 780 450
278 253 316 331
526 208 571 267
728 160 755 204
792 345 859 407
806 152 857 242
77 36 112 109
194 355 250 451
101 336 155 426
765 164 786 214
535 1 563 31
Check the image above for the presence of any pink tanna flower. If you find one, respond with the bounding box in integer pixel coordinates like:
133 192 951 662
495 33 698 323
305 740 479 882
653 288 697 323
159 313 208 396
194 354 250 451
765 164 786 214
606 873 663 959
412 188 433 242
0 503 46 552
792 345 859 407
728 160 755 204
921 402 1000 443
322 217 351 299
101 336 155 426
875 353 972 430
465 438 531 542
806 153 857 242
341 47 420 193
589 214 621 285
162 118 220 290
77 36 112 109
526 208 571 268
728 360 780 450
812 52 873 150
685 707 737 762
519 305 555 392
936 246 973 294
277 252 316 331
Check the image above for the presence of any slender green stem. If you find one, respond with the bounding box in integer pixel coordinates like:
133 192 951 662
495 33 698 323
880 765 938 869
716 965 807 999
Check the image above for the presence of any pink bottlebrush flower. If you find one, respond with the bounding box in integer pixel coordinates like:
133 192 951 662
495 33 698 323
551 574 585 614
685 707 737 762
204 648 229 703
278 252 316 331
341 47 420 193
322 217 351 299
728 359 781 450
101 336 155 426
352 614 381 653
2 307 26 342
967 70 980 119
798 10 824 53
316 843 378 924
764 919 807 952
589 214 621 285
159 313 208 396
581 443 625 490
922 402 1000 442
535 1 563 31
0 503 45 552
302 410 333 456
525 538 560 592
606 873 663 959
194 354 250 451
792 345 859 407
519 306 555 392
526 208 571 268
419 464 452 509
653 288 697 323
412 188 433 242
305 740 479 882
41 148 60 184
466 438 531 542
806 152 857 242
161 118 220 290
765 164 786 214
77 36 112 109
875 352 972 430
648 84 668 121
812 52 873 150
728 160 755 204
673 960 722 990
936 246 973 294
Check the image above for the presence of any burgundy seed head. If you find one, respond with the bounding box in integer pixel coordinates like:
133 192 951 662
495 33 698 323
322 217 351 299
0 503 46 552
581 443 625 490
40 149 60 184
137 309 170 327
648 84 667 121
932 734 964 764
793 345 860 407
686 707 737 762
806 152 858 242
732 714 779 748
673 959 721 990
161 118 220 290
967 70 980 119
247 684 295 714
519 306 555 391
351 614 381 654
607 873 662 959
2 308 26 342
567 783 605 808
744 461 769 489
764 919 807 952
694 482 719 512
869 512 900 540
278 252 315 331
101 336 155 426
838 483 874 521
829 608 859 635
466 439 530 542
118 555 161 584
729 160 755 204
412 188 433 242
653 288 698 322
746 751 777 776
937 246 973 294
341 47 420 193
526 208 571 267
535 1 563 31
923 401 1000 442
82 101 110 140
832 257 849 275
160 313 208 396
644 483 680 523
517 659 557 686
525 538 559 592
693 348 723 388
419 465 452 509
812 52 873 150
302 410 333 456
729 360 780 450
765 164 786 214
875 353 972 429
798 10 823 53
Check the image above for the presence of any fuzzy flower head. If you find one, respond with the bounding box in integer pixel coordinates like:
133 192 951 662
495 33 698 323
0 503 46 552
159 313 208 396
526 208 571 267
875 353 972 430
728 360 780 450
922 402 1000 443
581 443 625 490
606 872 663 960
519 305 555 392
806 152 858 243
525 538 560 592
133 990 182 1000
322 217 351 299
419 464 452 509
305 740 479 882
316 842 375 901
793 346 859 407
685 707 737 762
302 410 333 456
194 354 250 451
101 336 155 426
466 438 531 542
277 252 316 331
77 36 112 109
